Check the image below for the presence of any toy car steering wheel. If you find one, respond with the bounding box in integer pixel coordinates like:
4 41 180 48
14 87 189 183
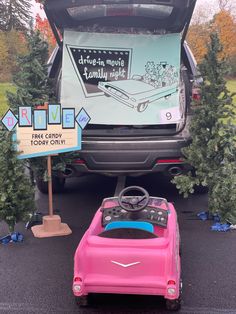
118 186 150 212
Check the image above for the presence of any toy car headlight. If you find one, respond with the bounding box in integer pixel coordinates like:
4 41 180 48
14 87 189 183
167 287 176 295
73 277 83 293
73 284 82 292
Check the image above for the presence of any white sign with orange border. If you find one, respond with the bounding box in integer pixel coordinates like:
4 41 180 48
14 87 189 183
16 123 81 159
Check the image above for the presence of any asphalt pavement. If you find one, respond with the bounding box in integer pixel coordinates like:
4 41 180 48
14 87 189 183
0 174 236 314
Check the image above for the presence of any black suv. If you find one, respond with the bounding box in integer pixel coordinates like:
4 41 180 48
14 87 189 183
37 0 197 192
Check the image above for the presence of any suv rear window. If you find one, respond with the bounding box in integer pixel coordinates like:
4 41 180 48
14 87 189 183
67 4 173 21
45 0 196 34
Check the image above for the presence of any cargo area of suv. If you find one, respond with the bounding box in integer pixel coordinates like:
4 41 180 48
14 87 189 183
37 0 197 192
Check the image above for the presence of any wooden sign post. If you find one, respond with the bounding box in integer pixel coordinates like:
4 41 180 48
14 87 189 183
48 155 54 217
31 155 72 238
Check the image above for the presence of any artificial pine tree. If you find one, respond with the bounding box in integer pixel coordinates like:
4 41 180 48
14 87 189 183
173 32 236 224
6 30 55 182
7 30 66 190
7 30 53 111
0 0 32 32
0 129 35 232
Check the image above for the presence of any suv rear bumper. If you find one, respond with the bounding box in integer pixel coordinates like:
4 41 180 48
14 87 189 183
68 137 192 177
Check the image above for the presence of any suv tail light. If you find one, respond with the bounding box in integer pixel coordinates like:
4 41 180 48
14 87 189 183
73 158 85 164
192 87 201 102
156 158 183 164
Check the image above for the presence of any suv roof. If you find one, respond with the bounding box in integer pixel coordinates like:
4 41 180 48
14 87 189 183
44 0 196 45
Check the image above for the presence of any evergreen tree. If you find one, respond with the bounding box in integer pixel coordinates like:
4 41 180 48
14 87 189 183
7 30 59 185
0 0 32 32
0 129 35 232
7 30 54 111
173 32 236 224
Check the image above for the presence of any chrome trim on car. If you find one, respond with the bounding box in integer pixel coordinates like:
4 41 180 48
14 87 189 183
111 261 141 268
82 139 186 145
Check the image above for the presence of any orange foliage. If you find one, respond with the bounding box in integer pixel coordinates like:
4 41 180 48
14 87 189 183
187 24 210 63
211 10 236 60
35 14 56 53
187 10 236 65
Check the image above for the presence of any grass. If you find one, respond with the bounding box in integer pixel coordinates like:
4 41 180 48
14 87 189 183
0 83 16 117
226 80 236 104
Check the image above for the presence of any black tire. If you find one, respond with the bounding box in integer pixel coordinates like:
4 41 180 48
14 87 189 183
36 176 65 194
166 298 181 311
75 295 89 307
191 170 208 194
179 243 182 257
194 184 208 194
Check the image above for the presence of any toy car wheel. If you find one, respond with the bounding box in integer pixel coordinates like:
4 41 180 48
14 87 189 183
36 176 65 194
137 102 148 112
75 295 89 307
166 298 181 311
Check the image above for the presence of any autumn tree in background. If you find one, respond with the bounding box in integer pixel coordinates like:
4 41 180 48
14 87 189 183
35 14 56 54
0 31 9 81
0 0 31 81
211 10 236 75
187 1 236 77
0 30 28 82
187 23 209 64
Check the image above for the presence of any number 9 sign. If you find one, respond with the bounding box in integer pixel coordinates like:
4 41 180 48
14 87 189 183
160 107 181 123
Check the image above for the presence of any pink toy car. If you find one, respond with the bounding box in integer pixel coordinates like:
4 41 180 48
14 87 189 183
73 186 182 311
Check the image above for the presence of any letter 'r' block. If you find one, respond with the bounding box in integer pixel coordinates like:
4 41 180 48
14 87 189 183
19 106 32 127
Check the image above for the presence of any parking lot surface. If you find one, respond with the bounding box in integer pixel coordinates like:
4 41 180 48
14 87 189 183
1 174 236 314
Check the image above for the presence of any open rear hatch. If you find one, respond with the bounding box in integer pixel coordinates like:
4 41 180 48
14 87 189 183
43 0 197 137
44 0 196 44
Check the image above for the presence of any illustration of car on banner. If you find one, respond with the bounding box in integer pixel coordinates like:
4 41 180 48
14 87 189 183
98 75 178 112
73 186 182 311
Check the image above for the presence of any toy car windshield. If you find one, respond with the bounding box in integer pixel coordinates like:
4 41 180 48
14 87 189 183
101 194 169 229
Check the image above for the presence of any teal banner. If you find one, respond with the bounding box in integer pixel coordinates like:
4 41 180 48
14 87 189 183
61 30 181 125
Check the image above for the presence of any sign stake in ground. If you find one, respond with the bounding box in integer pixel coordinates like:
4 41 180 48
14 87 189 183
48 155 53 217
31 155 72 238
